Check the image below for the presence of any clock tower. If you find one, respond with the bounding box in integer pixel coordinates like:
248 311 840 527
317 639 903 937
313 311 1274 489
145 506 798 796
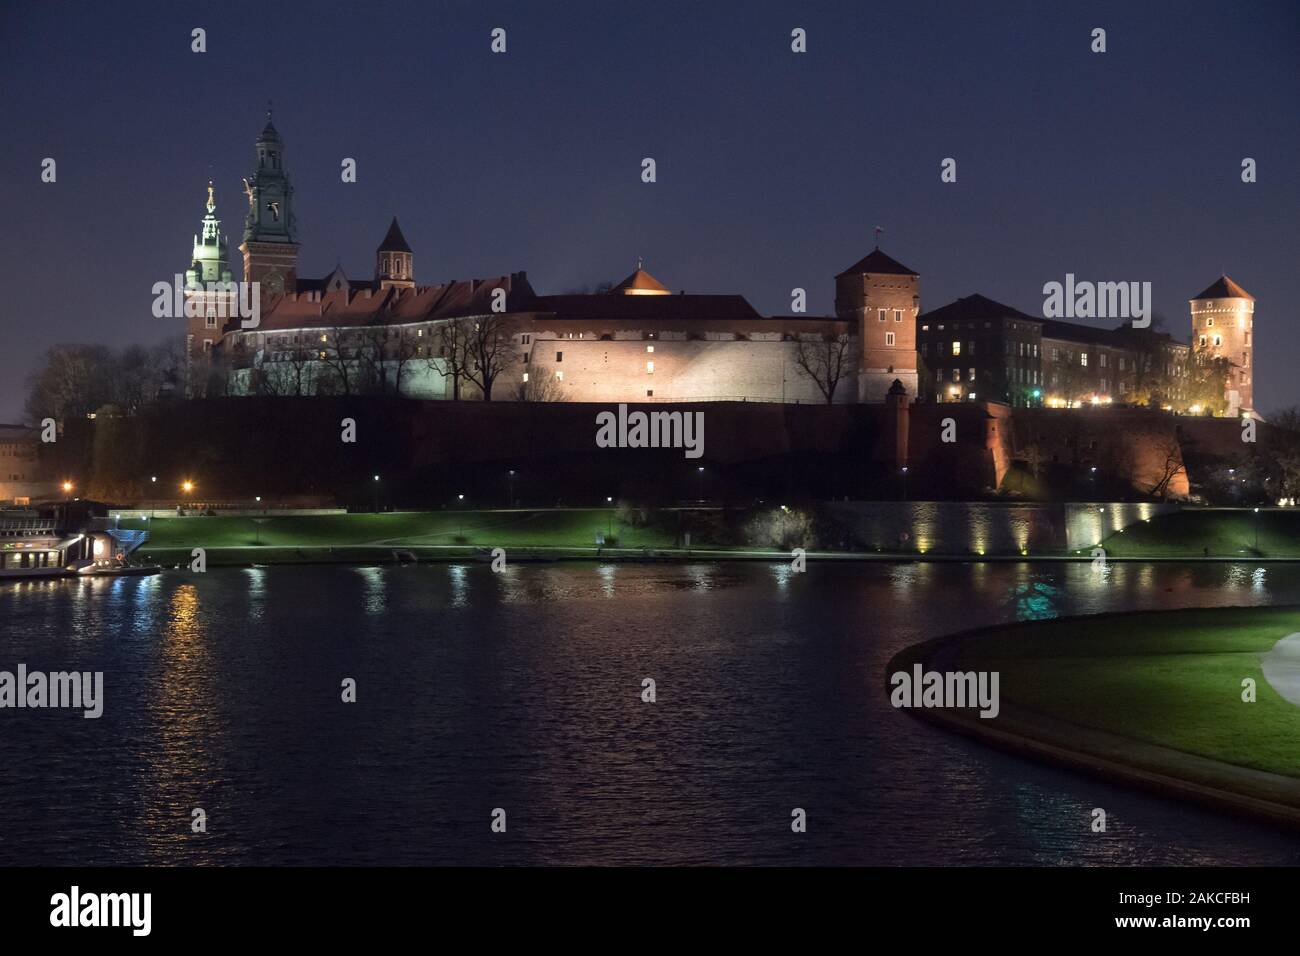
239 111 299 297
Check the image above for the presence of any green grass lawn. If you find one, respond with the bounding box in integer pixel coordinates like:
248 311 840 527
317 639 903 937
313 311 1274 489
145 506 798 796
122 510 684 551
951 605 1300 784
1098 508 1300 558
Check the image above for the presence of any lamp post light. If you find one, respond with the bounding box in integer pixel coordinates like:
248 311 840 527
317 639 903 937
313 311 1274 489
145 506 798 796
1254 506 1260 552
457 494 465 539
697 466 705 502
606 496 613 540
901 465 909 501
508 469 516 508
150 475 157 519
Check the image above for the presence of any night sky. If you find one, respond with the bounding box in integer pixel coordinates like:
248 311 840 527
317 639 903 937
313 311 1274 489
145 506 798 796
1 0 1296 420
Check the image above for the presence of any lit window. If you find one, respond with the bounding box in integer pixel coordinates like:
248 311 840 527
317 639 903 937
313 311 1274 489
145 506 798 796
952 369 961 382
951 341 961 356
555 371 563 381
1080 353 1088 367
646 345 654 353
522 372 529 382
647 361 655 373
1206 317 1214 327
968 368 975 381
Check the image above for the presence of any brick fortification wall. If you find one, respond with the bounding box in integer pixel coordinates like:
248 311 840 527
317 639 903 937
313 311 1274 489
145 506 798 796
520 338 856 405
52 396 1271 506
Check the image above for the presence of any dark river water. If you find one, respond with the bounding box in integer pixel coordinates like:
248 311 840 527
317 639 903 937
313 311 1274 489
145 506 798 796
1 560 1299 866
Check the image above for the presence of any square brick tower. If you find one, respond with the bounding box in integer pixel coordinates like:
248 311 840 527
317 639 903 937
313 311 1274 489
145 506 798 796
834 248 920 403
1189 275 1254 417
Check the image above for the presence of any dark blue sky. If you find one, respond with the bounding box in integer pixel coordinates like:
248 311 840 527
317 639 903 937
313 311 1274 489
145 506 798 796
1 0 1296 419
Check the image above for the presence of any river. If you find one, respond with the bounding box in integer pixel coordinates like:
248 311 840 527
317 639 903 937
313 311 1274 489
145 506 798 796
1 560 1298 865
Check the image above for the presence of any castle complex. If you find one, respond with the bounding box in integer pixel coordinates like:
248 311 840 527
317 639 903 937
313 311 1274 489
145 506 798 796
183 117 1256 418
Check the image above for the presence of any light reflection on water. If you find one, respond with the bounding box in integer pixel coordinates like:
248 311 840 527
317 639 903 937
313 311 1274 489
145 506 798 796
1 561 1299 866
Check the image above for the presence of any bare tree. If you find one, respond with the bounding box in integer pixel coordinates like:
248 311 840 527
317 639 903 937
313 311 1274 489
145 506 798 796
1148 437 1187 499
317 327 356 396
463 313 519 401
429 318 473 400
793 333 852 404
513 367 567 401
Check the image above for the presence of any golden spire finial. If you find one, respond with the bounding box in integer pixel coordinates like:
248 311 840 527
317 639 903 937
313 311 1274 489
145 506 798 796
206 180 216 214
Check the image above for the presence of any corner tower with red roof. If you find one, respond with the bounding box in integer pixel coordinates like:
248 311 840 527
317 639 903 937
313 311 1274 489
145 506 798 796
1190 274 1255 417
834 247 920 402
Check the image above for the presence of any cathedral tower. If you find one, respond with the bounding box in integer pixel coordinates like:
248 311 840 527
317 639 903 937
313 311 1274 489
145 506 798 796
1190 275 1254 417
183 182 234 396
834 247 920 402
239 111 299 296
376 217 415 289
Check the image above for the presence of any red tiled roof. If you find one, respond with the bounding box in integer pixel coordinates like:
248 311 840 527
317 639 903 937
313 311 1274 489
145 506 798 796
1192 275 1254 301
244 273 534 333
835 247 919 278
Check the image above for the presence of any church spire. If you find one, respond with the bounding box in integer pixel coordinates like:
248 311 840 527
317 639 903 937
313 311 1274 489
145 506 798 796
186 181 231 285
376 217 415 289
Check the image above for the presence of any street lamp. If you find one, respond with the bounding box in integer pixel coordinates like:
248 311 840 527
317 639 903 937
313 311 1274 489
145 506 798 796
697 466 705 502
62 480 73 499
150 475 157 519
372 474 380 513
508 469 516 508
606 496 613 540
901 465 909 501
1254 506 1260 552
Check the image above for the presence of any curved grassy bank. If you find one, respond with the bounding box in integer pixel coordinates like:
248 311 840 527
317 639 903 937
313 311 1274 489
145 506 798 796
891 605 1300 827
1096 508 1300 559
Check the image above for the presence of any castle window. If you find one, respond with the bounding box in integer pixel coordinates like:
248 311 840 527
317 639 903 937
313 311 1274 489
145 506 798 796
878 309 887 322
886 332 895 346
555 371 563 381
646 345 654 353
556 351 563 362
522 372 529 383
1213 335 1222 346
1099 353 1107 368
205 315 217 328
1206 317 1213 327
646 361 655 373
1199 335 1207 348
894 309 902 322
647 390 653 397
